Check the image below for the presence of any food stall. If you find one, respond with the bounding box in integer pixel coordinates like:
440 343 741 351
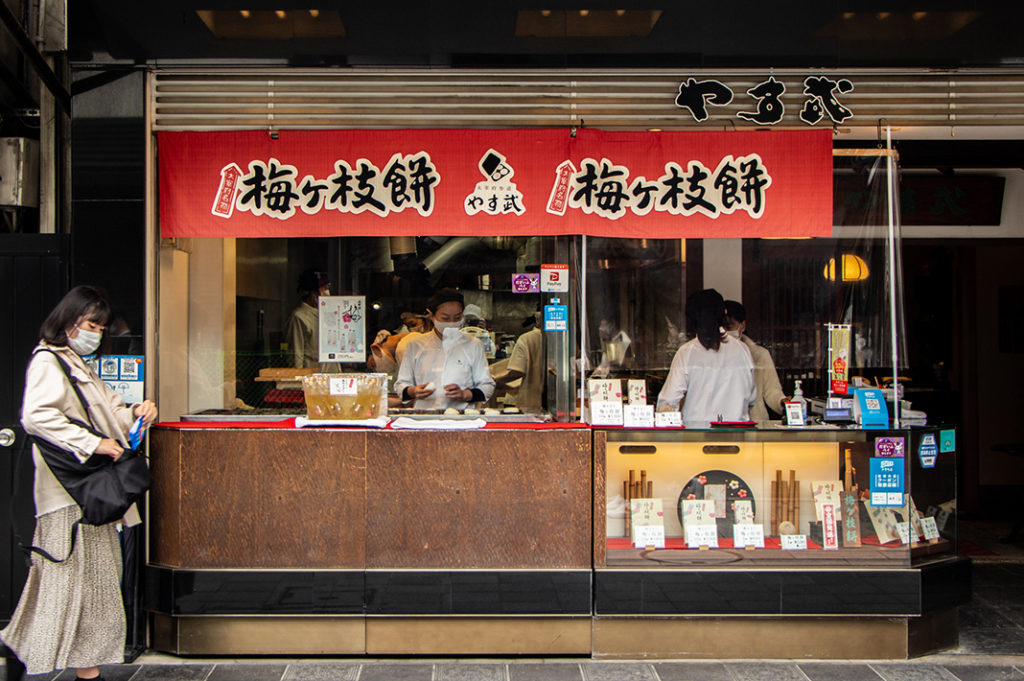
144 75 966 657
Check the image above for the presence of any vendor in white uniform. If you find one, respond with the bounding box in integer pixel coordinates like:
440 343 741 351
656 288 756 424
394 288 495 410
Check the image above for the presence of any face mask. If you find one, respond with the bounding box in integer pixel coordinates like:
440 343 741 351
726 329 741 339
68 326 102 355
374 353 396 374
434 320 463 333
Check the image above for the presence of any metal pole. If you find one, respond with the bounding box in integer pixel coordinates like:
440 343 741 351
580 234 587 422
885 126 900 428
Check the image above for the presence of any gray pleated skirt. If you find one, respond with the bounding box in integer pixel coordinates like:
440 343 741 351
0 505 125 674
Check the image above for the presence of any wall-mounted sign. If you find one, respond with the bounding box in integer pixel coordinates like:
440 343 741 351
319 295 365 362
159 129 833 240
540 263 569 292
675 76 854 126
511 272 540 293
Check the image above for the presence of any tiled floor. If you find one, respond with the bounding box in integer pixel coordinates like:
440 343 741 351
6 559 1024 681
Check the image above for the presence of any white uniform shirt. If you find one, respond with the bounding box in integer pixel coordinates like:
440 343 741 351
394 329 496 410
656 335 756 424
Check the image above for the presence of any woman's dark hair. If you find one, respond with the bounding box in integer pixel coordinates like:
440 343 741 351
39 285 112 345
425 288 464 314
685 288 727 351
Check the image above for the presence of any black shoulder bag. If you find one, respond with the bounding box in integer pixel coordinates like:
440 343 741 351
18 349 152 563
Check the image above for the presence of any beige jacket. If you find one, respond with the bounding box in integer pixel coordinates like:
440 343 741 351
22 342 140 524
739 333 787 422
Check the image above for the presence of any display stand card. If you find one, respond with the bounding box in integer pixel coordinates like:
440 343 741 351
629 499 666 548
840 489 862 547
812 480 844 521
623 404 655 428
920 517 941 542
627 379 647 405
784 401 805 426
588 379 624 426
655 411 682 428
863 501 899 544
821 503 839 550
686 524 719 549
733 524 765 548
896 522 912 545
935 500 955 532
681 499 717 528
907 497 925 539
734 499 754 524
705 484 727 519
781 534 808 550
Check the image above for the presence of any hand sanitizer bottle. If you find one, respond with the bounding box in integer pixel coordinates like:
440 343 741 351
793 380 808 421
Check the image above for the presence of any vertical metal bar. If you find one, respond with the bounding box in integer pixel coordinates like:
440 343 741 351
885 127 901 428
580 234 587 422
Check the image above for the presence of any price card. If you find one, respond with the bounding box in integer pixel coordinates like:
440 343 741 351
896 522 912 544
822 503 839 550
920 516 941 541
633 524 666 549
623 404 655 428
685 524 719 549
781 534 808 550
655 411 682 428
733 524 765 548
329 376 358 395
590 400 624 426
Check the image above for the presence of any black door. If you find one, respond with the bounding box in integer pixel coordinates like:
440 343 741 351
0 234 69 625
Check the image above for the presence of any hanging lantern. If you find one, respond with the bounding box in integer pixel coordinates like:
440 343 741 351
824 254 870 282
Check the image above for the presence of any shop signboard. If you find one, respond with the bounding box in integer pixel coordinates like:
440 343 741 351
159 129 832 240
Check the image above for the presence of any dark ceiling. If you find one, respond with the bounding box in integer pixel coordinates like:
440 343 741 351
69 1 1024 69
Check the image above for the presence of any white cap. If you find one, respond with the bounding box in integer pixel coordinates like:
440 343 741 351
463 303 485 320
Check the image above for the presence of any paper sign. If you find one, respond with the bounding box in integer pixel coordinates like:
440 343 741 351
863 502 899 543
511 272 540 293
588 379 622 402
633 524 666 549
875 437 906 458
627 379 647 405
918 433 938 469
869 457 904 507
330 376 358 395
919 516 940 541
784 401 805 426
540 263 569 292
812 481 843 521
822 503 839 550
828 324 851 395
940 429 956 453
655 411 682 428
630 498 666 548
733 524 765 548
591 400 624 426
686 524 719 548
623 404 655 428
896 522 912 544
781 534 808 550
543 303 568 331
319 295 365 362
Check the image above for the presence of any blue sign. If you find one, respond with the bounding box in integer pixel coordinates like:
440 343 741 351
940 429 956 453
918 433 938 469
544 303 568 332
854 388 889 429
869 456 904 507
87 354 145 404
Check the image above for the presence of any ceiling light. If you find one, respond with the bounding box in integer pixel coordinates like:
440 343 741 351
843 12 854 19
275 9 286 19
541 9 551 17
616 9 626 16
579 10 590 17
309 9 319 18
239 9 250 18
913 11 928 20
877 12 890 20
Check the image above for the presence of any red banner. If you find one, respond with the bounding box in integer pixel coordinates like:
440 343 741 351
158 128 832 239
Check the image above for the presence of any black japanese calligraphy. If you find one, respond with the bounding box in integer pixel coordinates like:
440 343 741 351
737 76 786 125
674 78 734 123
237 158 300 219
799 76 854 125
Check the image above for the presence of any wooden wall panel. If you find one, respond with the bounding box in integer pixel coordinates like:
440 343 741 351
593 431 607 568
149 428 182 567
151 429 367 568
365 429 592 569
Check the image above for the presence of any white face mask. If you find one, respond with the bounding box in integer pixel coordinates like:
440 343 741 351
374 353 396 374
726 328 741 339
68 326 102 355
434 320 463 334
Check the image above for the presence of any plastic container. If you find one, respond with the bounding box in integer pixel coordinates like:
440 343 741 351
301 373 388 420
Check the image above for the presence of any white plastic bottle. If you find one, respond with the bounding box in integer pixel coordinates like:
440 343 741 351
793 380 808 421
